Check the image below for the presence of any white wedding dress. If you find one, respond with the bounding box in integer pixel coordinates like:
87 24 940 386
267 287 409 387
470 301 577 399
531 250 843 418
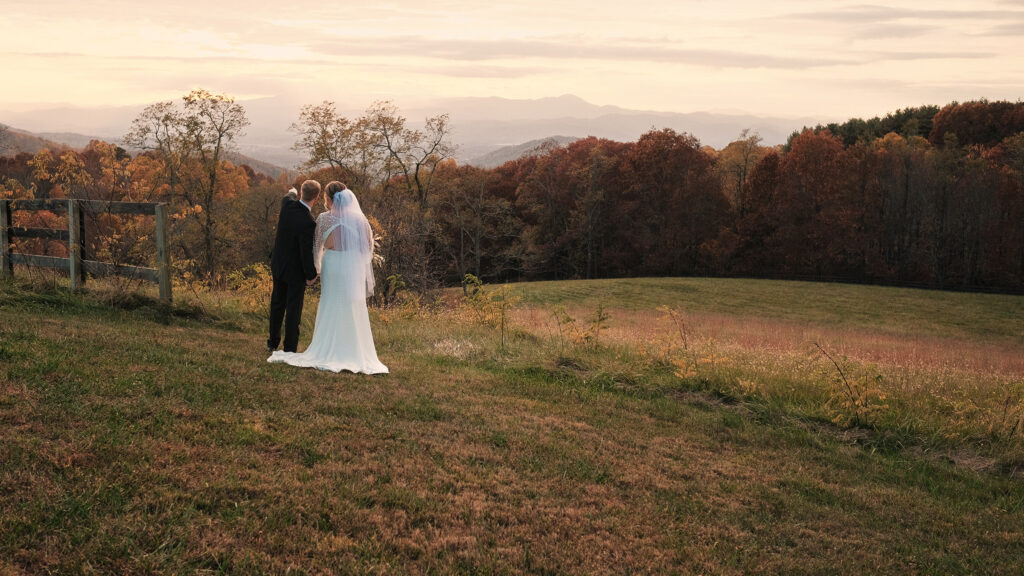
268 189 388 374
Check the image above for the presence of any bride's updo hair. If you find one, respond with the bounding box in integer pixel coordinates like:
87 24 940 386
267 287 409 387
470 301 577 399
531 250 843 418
325 181 347 196
324 181 351 208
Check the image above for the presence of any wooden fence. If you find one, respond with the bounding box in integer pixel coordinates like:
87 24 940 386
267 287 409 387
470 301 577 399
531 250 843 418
0 199 171 301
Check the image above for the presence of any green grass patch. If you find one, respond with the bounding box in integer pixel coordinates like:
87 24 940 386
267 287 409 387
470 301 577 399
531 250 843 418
1 276 1022 574
516 277 1023 340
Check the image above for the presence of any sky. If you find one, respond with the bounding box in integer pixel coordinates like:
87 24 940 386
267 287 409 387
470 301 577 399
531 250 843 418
1 0 1022 120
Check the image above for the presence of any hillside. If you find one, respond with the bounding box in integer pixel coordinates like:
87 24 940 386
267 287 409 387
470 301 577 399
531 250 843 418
220 150 293 180
466 135 579 168
0 126 70 155
433 94 821 160
1 276 1021 574
0 124 291 179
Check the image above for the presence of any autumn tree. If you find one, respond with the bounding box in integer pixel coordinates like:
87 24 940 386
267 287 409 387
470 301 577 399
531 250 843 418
730 150 783 273
432 163 519 283
773 129 860 277
618 129 729 276
565 140 629 279
290 101 384 191
124 90 250 283
794 105 940 148
515 143 576 278
124 101 189 203
862 133 940 284
364 101 454 208
715 129 770 216
930 100 1024 148
292 100 454 209
222 171 290 268
993 133 1024 284
6 149 93 258
182 90 250 280
514 138 624 279
28 148 92 199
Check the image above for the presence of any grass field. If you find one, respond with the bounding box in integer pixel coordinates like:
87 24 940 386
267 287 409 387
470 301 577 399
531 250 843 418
1 275 1022 574
516 277 1023 340
514 278 1024 464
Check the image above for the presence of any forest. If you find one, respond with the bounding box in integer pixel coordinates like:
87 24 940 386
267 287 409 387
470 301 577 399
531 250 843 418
2 93 1022 294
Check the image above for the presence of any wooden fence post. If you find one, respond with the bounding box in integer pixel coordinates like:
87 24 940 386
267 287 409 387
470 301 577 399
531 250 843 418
0 200 10 278
68 200 81 291
78 206 87 284
155 203 172 302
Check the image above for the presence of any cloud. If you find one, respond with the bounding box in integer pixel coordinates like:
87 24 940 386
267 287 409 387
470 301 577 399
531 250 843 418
866 51 992 62
984 21 1024 35
310 34 1000 70
786 4 1024 23
854 23 938 39
311 36 851 69
778 4 1024 44
429 65 551 79
3 50 334 68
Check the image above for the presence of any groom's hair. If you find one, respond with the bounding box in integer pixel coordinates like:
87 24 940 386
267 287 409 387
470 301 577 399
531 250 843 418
300 180 321 202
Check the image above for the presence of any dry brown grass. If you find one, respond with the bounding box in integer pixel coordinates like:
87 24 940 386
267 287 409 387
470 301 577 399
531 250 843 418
514 298 1024 461
515 306 1024 377
2 277 1023 574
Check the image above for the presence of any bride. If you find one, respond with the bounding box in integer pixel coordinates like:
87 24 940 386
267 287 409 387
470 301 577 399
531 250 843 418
268 181 388 374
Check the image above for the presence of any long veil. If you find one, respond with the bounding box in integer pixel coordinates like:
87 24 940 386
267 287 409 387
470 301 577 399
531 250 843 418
314 188 376 298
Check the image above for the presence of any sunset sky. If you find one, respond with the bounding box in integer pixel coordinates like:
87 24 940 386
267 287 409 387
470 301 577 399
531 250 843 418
1 0 1022 119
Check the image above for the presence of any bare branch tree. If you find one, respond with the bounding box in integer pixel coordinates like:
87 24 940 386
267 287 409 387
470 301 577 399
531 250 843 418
365 101 454 208
290 101 385 191
291 100 455 209
123 101 189 203
123 90 249 283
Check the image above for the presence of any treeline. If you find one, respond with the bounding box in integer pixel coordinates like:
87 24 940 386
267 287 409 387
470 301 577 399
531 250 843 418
1 95 1022 294
435 101 1024 291
422 101 1024 291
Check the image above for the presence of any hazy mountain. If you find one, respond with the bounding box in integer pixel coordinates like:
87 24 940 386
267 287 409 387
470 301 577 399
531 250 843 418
0 125 291 179
35 132 104 150
413 95 823 162
467 136 579 168
0 105 144 141
419 94 625 122
0 98 306 171
0 127 71 155
424 94 821 161
2 94 825 169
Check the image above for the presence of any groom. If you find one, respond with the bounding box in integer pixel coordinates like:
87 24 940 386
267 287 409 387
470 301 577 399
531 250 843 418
268 179 320 353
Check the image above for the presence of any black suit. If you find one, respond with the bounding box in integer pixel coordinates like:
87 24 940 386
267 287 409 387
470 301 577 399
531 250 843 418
268 197 317 352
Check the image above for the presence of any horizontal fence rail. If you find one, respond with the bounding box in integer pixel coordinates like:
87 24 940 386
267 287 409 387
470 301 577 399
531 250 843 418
9 253 67 270
0 198 171 301
83 260 161 284
10 227 70 241
9 254 162 284
8 199 160 215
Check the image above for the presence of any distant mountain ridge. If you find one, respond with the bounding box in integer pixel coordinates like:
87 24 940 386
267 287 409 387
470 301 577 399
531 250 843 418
1 127 71 156
467 136 579 168
0 125 291 179
419 94 822 163
2 94 826 169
